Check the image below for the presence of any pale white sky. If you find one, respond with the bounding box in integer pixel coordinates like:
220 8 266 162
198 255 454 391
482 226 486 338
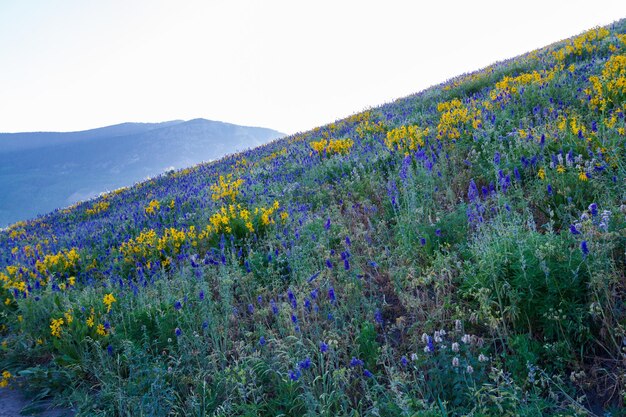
0 1 624 134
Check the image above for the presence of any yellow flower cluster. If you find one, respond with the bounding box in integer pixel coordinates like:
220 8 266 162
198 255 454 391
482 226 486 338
0 268 26 295
552 27 610 62
384 125 429 154
345 110 372 125
119 227 189 264
103 293 116 313
259 200 281 227
436 99 481 140
35 248 80 277
1 248 81 296
310 139 327 153
209 204 253 234
211 175 244 202
119 229 157 262
145 199 161 215
9 228 26 239
355 120 387 139
86 200 110 216
310 138 354 156
490 68 557 102
119 201 284 267
50 317 64 338
587 54 626 112
0 371 12 388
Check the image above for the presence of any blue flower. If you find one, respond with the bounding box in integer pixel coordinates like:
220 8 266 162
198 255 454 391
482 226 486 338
175 327 182 337
298 357 311 370
288 369 301 381
581 240 589 257
467 179 478 202
174 301 182 310
570 224 580 235
307 272 320 283
248 303 254 314
588 203 598 217
363 369 373 378
350 357 364 367
325 259 333 269
259 336 266 346
328 287 336 303
320 341 328 353
374 309 383 326
199 290 205 301
426 336 434 353
401 356 408 367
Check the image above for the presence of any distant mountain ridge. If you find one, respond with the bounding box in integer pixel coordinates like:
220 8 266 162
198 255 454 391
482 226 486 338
0 119 284 227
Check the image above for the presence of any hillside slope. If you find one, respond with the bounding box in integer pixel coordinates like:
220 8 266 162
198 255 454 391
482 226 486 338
0 21 625 416
0 119 284 227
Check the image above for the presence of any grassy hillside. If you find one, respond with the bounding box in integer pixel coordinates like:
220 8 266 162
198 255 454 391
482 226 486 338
1 20 625 416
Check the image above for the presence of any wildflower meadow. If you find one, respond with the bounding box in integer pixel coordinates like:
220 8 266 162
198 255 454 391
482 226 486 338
1 20 625 416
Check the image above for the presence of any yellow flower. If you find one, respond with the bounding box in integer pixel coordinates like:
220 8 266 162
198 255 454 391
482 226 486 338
64 310 73 325
96 323 107 336
578 171 588 181
86 200 110 216
68 276 76 286
145 199 161 215
86 315 94 328
556 165 566 174
537 168 546 180
103 293 117 313
50 318 64 338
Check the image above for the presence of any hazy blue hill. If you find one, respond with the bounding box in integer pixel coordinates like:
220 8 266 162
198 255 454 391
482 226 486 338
0 119 284 227
0 120 185 153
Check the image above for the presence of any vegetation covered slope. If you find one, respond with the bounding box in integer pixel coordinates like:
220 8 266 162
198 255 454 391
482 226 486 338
1 21 625 416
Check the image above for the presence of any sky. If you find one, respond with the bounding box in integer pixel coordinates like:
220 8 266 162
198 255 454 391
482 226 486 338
1 1 625 135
